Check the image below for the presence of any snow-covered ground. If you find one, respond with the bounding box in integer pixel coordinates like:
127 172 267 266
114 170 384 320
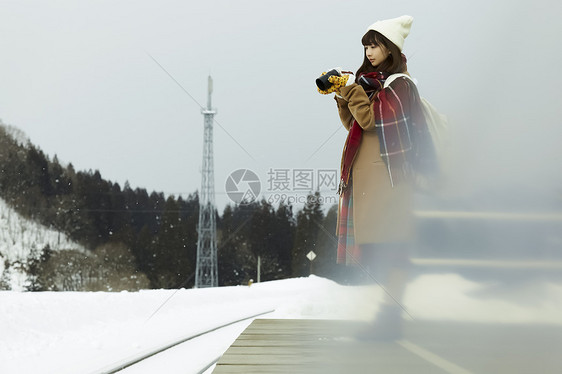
1 274 561 374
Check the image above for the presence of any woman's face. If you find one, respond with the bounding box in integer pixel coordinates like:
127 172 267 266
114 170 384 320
364 43 389 67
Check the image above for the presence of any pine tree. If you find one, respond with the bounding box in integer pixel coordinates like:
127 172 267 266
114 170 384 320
133 225 154 281
292 192 324 277
177 193 199 286
271 201 295 278
217 203 255 285
151 196 187 288
313 204 338 278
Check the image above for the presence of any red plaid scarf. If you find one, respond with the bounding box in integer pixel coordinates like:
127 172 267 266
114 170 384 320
338 70 435 193
338 71 389 193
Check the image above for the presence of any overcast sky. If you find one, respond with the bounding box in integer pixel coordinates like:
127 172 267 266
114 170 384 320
1 0 560 211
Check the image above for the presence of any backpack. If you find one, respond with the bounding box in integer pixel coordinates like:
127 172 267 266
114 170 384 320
384 74 450 183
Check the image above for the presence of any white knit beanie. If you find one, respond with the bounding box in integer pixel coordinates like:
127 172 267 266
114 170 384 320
366 15 413 51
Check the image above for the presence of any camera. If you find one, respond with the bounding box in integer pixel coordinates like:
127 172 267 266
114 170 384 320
315 69 341 91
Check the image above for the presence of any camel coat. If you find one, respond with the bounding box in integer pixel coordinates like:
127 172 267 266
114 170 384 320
335 81 414 245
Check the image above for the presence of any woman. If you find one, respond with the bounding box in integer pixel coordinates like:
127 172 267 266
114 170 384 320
319 15 436 339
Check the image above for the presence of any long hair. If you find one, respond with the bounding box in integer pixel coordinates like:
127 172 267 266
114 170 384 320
356 30 406 76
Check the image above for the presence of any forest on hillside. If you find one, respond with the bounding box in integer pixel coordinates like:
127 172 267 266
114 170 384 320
0 123 357 291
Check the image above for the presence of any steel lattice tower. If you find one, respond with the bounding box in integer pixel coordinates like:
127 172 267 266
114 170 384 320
195 76 218 288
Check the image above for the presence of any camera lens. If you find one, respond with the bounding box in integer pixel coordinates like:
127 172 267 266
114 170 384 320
316 69 340 91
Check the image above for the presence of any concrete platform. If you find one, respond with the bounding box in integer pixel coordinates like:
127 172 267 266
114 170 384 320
212 319 444 373
212 318 562 374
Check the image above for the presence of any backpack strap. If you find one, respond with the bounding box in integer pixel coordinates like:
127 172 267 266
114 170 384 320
384 73 413 88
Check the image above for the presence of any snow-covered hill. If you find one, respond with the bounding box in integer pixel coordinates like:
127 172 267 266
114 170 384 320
0 197 86 290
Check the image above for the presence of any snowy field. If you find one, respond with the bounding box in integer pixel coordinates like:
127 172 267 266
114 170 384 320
1 274 561 374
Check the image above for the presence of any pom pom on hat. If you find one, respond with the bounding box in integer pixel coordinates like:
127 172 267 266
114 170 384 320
366 15 413 51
